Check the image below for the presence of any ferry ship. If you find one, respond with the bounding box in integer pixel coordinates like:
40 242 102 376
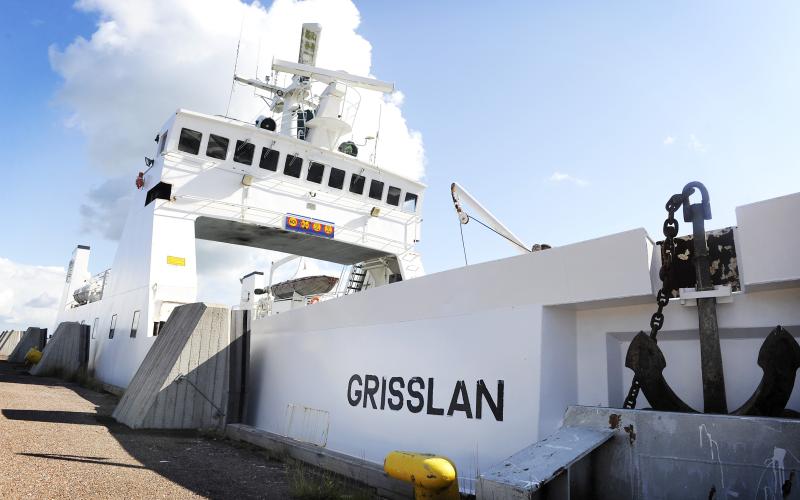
42 23 800 498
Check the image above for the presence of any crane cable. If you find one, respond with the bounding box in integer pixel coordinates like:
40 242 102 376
459 221 468 266
458 212 530 264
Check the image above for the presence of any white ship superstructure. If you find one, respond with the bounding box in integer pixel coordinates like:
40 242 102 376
53 24 424 388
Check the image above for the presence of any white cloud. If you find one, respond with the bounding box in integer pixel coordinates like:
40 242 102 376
49 0 424 180
548 171 588 187
25 293 59 308
0 258 65 331
389 90 405 107
79 176 133 240
663 136 675 145
688 134 707 152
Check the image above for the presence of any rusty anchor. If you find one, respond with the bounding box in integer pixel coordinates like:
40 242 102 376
733 326 800 417
624 182 800 416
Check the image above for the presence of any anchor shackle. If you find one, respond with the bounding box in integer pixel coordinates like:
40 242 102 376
681 181 712 222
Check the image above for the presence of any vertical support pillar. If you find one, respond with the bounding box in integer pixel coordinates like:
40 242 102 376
226 309 250 424
38 329 47 350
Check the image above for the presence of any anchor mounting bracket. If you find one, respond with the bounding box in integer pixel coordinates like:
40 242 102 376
679 285 733 306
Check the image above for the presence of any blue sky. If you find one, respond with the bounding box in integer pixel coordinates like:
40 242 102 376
356 1 800 266
1 0 799 328
2 2 95 265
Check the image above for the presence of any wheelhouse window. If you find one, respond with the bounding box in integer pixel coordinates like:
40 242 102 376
157 131 168 154
178 128 202 155
307 162 325 184
369 179 385 200
386 186 401 206
233 140 255 165
108 314 117 339
403 192 418 212
206 134 229 160
349 174 365 194
92 317 99 340
259 147 279 171
328 167 345 189
129 310 140 338
284 155 302 178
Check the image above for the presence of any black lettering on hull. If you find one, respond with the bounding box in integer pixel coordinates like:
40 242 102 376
426 377 445 415
407 377 425 413
347 375 504 421
476 379 504 421
447 380 473 418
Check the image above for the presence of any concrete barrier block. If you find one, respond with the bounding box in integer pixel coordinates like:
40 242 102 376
0 330 23 357
113 303 232 430
30 322 89 378
8 327 47 363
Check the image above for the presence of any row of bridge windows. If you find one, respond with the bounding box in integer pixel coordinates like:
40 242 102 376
176 127 418 212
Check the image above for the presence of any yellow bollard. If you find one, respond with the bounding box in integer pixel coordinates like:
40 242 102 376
25 347 42 365
384 451 460 499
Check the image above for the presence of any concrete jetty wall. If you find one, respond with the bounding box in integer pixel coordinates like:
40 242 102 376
8 327 47 363
0 330 23 357
113 303 232 430
30 322 89 378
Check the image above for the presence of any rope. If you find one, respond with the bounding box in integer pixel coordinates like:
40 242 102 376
175 374 226 419
459 221 468 266
466 213 530 253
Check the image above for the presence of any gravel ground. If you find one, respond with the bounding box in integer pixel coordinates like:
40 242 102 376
0 359 290 499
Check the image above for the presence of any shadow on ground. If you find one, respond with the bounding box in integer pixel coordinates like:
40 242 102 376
0 360 290 499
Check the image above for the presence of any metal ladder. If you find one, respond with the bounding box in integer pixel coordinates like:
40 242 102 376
345 264 367 294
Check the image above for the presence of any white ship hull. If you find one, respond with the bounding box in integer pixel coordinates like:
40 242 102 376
50 190 800 490
244 194 800 489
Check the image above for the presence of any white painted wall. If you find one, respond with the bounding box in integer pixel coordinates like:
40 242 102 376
248 305 545 492
735 192 800 289
53 176 199 388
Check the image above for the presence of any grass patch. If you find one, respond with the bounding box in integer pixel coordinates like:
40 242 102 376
68 369 105 393
288 462 375 500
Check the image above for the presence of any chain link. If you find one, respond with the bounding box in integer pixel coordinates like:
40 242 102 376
622 193 684 409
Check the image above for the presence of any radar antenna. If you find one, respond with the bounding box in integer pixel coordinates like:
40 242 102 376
233 23 394 151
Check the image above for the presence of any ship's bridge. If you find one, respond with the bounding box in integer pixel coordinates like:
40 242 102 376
143 109 425 279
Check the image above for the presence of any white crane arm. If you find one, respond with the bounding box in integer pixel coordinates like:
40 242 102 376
450 182 530 255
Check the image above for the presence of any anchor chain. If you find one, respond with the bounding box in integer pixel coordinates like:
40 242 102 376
623 193 684 409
